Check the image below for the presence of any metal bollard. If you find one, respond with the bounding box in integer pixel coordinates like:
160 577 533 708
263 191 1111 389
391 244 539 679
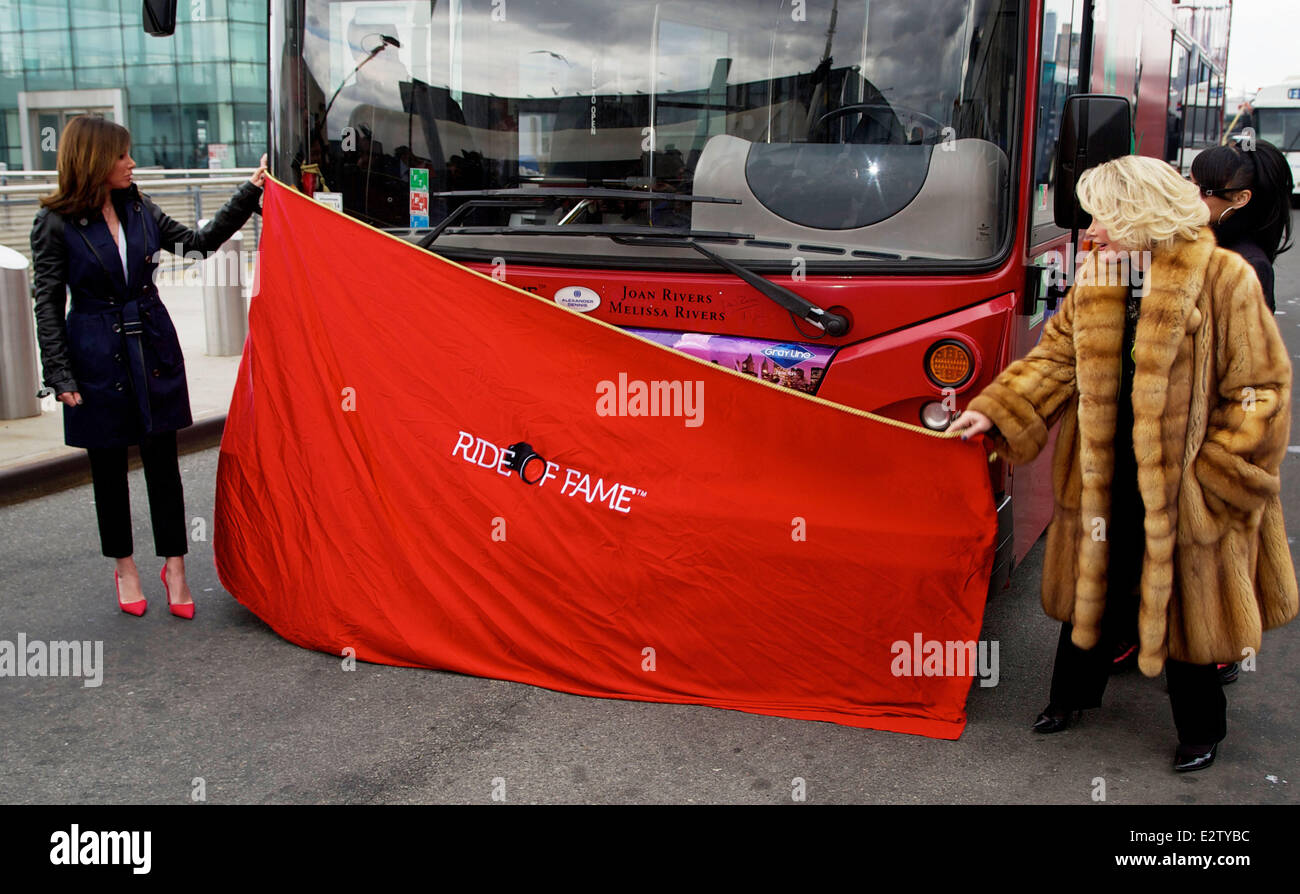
0 244 40 419
200 227 246 356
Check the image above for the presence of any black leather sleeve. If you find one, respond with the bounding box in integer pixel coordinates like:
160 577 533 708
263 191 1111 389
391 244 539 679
29 208 78 395
148 179 263 258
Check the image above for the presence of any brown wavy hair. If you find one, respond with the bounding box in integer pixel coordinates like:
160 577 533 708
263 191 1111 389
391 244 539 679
40 116 132 216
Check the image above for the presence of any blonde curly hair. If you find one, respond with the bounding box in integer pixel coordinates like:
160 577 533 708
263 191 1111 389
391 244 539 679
1076 155 1210 251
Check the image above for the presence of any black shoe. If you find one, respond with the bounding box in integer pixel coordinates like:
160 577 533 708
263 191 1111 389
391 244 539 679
1217 662 1240 685
1173 742 1218 772
1032 704 1081 734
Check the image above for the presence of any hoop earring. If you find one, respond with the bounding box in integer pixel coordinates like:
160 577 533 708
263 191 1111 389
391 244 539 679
1217 206 1236 225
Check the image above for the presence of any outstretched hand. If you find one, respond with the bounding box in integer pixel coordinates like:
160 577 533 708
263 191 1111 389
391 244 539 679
946 409 992 440
249 154 268 188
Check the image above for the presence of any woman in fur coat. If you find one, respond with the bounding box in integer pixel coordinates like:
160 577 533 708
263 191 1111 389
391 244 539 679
948 155 1298 772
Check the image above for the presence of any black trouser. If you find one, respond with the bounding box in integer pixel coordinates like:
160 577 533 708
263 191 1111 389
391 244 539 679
1045 524 1227 748
1048 622 1226 745
86 431 188 559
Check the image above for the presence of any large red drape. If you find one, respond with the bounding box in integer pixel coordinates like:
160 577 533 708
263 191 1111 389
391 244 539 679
214 180 998 738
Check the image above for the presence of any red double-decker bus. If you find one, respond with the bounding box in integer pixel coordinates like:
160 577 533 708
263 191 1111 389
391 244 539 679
150 0 1232 592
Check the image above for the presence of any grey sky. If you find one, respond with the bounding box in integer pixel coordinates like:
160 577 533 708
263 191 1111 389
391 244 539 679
1226 0 1300 96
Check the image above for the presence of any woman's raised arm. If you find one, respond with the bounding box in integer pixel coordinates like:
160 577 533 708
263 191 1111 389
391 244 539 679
149 154 267 258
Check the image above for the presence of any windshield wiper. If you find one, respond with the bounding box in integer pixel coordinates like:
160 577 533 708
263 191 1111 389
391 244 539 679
613 234 850 337
429 187 741 204
434 224 755 240
419 221 850 337
415 190 849 336
417 188 739 250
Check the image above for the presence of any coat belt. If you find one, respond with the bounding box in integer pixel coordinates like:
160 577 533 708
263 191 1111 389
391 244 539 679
117 297 154 431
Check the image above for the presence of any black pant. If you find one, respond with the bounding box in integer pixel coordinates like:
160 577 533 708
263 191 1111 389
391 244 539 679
1047 479 1225 745
87 431 188 559
1048 622 1226 745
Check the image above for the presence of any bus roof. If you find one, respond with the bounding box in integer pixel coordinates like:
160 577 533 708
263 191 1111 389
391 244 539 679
1253 80 1300 107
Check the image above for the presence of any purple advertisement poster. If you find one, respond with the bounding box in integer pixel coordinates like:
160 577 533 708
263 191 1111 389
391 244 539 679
625 328 836 395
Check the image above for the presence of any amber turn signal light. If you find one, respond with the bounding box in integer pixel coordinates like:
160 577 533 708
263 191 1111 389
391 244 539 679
924 339 974 388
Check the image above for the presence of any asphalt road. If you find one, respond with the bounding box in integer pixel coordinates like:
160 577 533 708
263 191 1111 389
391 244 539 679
3 218 1299 805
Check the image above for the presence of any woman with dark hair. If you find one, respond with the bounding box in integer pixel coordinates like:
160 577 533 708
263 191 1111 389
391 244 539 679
1188 139 1294 685
30 115 267 618
1190 139 1294 312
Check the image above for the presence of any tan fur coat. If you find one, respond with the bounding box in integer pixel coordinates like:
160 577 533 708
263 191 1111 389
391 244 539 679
968 227 1298 675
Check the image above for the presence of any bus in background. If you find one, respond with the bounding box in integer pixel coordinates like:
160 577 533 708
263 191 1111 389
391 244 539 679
1251 79 1300 199
1171 77 1227 174
1163 0 1231 177
1222 94 1253 144
143 0 1232 595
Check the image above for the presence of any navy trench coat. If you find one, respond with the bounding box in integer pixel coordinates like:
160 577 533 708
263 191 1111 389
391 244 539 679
30 180 262 449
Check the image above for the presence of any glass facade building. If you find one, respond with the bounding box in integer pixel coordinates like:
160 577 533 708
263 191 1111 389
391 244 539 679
0 0 267 169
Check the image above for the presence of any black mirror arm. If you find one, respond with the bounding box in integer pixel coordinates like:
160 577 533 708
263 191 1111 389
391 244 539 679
142 0 178 36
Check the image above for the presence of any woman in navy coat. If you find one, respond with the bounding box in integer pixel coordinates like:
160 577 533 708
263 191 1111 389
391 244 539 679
30 115 266 618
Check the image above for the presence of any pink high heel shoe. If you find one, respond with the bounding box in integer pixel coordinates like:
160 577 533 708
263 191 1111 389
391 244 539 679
160 565 195 620
116 570 147 616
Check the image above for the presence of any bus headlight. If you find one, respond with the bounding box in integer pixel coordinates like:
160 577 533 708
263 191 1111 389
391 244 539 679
920 402 953 430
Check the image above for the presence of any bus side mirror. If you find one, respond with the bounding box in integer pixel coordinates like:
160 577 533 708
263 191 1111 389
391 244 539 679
1053 94 1133 230
143 0 178 36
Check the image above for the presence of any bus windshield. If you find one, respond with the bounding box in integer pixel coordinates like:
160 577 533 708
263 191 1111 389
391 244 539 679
1256 108 1300 153
278 0 1021 268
